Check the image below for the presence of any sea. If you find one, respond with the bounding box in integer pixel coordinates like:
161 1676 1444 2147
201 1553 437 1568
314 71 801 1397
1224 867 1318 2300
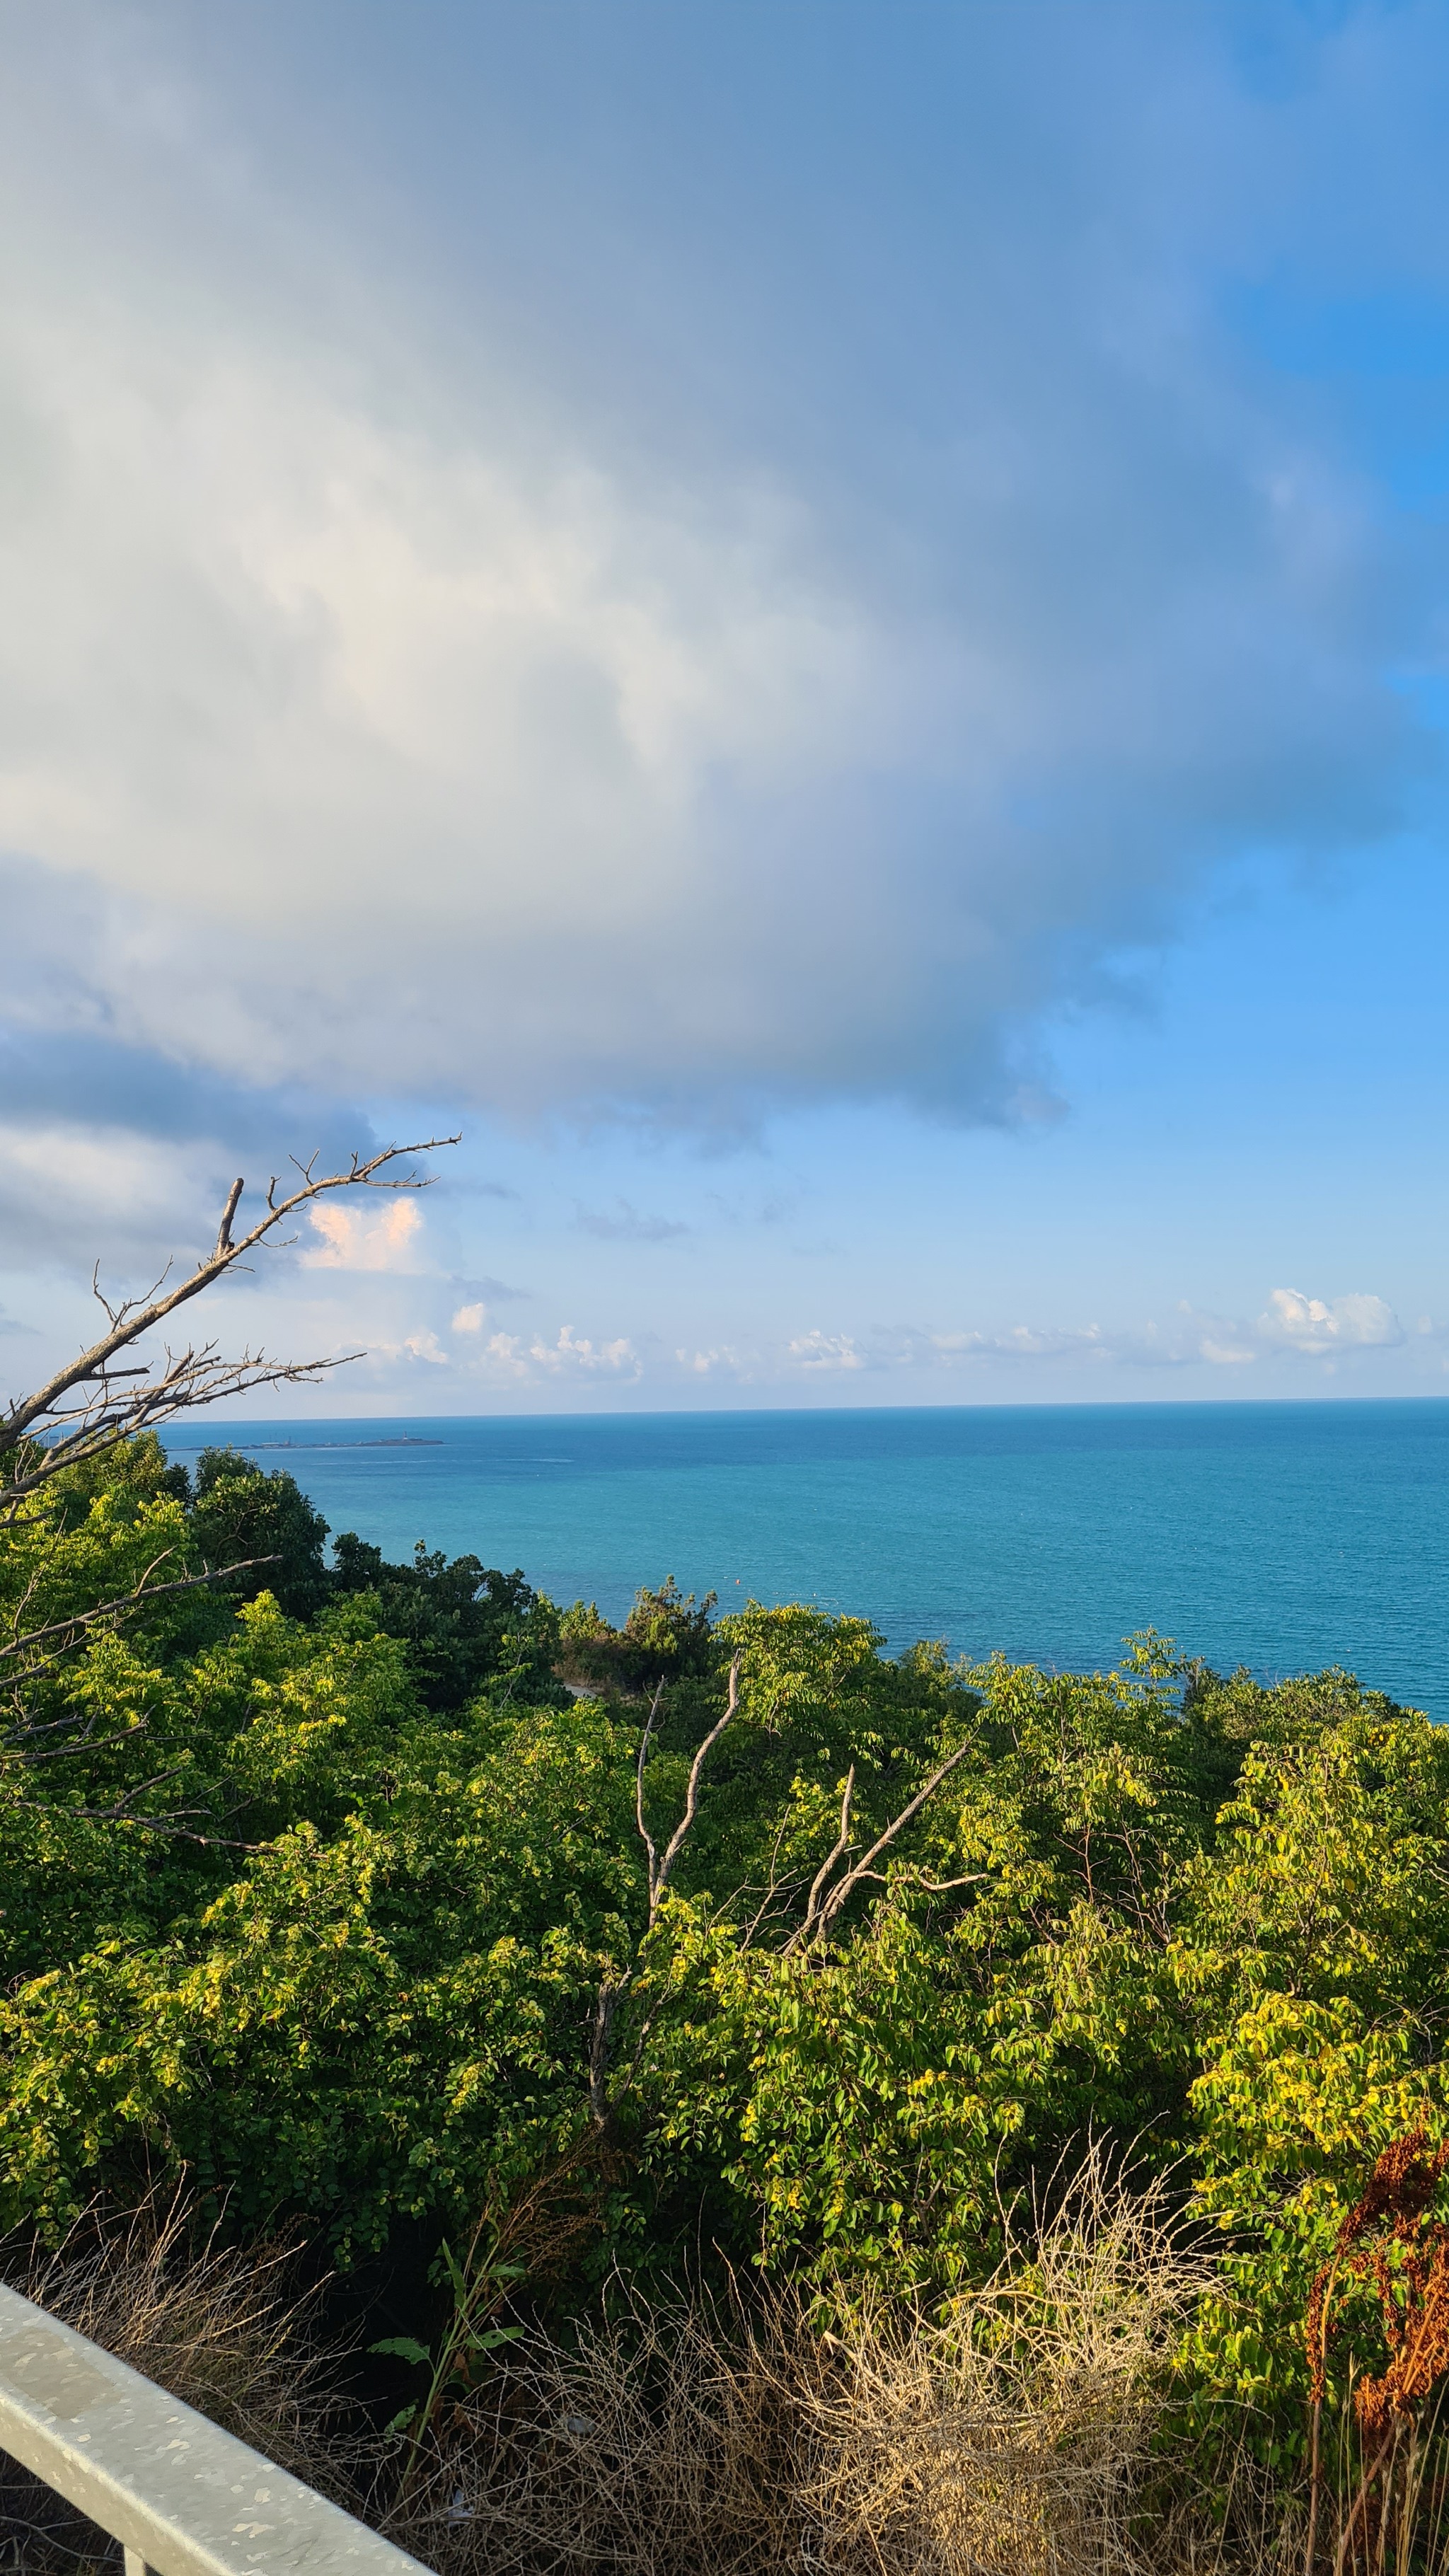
161 1399 1449 1716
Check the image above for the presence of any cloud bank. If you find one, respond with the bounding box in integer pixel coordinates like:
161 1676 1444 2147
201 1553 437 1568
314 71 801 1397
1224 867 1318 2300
758 1290 1411 1385
321 1273 1426 1399
1 3 1445 1424
0 1 1434 1148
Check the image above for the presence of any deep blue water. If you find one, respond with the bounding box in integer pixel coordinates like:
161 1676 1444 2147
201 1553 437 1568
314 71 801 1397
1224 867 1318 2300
161 1400 1449 1714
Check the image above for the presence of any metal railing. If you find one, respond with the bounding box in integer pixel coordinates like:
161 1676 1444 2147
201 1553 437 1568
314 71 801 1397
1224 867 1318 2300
0 2279 426 2576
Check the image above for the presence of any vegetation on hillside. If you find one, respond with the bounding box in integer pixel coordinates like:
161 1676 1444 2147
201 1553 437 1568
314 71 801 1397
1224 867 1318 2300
3 1426 1448 2568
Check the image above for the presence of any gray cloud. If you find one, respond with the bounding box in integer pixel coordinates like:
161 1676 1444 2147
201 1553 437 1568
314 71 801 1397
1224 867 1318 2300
0 1119 243 1275
574 1199 691 1243
449 1271 530 1303
0 3 1438 1140
0 1032 422 1308
0 1010 376 1171
0 962 391 1272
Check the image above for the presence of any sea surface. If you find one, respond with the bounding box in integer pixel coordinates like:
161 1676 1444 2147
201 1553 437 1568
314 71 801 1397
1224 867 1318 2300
161 1399 1449 1714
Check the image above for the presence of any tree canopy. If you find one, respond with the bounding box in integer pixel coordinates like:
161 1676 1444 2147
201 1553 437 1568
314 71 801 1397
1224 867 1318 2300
1 1432 1443 2484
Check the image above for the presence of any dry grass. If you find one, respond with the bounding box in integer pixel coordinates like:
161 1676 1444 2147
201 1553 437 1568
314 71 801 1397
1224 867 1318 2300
0 2156 1366 2576
797 2149 1216 2576
385 2146 1288 2576
0 2184 358 2572
383 2292 802 2576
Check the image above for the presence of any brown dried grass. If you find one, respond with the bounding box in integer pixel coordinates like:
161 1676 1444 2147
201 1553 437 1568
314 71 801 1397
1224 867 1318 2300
797 2149 1215 2576
0 2183 359 2572
386 2145 1281 2576
0 2158 1353 2576
383 2292 799 2576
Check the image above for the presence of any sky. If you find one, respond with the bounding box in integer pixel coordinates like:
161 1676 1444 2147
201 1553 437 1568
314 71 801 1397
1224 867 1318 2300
1 0 1448 1415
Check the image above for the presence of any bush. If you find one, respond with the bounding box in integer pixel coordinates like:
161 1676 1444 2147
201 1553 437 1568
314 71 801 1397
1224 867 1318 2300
332 1534 563 1710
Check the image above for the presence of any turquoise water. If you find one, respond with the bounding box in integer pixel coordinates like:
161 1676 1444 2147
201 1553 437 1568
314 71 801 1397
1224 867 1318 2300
163 1399 1449 1713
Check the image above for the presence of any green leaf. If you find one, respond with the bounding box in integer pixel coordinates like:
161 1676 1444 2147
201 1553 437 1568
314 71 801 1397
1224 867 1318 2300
369 2336 431 2368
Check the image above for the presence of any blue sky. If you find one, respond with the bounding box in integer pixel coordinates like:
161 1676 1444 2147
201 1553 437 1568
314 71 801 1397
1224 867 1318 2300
1 0 1447 1411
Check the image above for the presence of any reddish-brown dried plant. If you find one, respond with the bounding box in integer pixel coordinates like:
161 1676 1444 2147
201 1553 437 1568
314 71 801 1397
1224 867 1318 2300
1303 2125 1449 2572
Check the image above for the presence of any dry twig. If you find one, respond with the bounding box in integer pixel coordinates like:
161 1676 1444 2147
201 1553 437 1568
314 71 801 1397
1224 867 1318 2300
785 1737 979 1956
590 1657 742 2129
1 1138 457 1518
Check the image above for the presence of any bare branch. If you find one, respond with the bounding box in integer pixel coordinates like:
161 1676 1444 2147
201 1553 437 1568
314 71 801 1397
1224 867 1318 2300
74 1818 272 1849
785 1736 976 1955
66 1761 194 1820
214 1177 244 1255
633 1680 666 1910
1 1135 458 1514
646 1653 741 1924
588 1981 619 2132
7 1719 151 1766
795 1764 856 1948
591 1652 744 2130
0 1556 282 1670
57 1767 271 1845
735 1811 811 1948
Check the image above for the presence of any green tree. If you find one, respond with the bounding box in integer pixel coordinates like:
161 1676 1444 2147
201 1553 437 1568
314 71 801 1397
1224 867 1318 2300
187 1450 333 1620
332 1535 563 1710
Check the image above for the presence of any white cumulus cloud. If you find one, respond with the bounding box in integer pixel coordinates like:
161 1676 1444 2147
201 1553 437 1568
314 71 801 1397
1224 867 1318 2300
301 1199 424 1272
770 1290 1409 1380
787 1329 867 1372
1257 1288 1404 1353
474 1324 641 1385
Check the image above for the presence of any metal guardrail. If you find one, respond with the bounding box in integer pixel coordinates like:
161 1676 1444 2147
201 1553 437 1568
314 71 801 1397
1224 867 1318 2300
0 2280 427 2576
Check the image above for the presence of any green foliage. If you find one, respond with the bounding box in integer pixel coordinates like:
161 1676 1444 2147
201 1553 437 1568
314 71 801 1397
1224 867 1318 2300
332 1534 563 1711
0 1434 226 1664
1173 1708 1449 2454
2 1435 1445 2477
0 1681 642 2252
187 1449 333 1619
561 1576 717 1692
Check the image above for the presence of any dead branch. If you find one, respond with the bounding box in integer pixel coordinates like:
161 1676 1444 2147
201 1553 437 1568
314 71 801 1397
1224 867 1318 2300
645 1653 741 1927
1 1136 458 1516
633 1680 668 1922
215 1177 244 1255
4 1719 151 1766
799 1764 856 1939
588 1980 620 2131
734 1810 813 1948
69 1761 195 1820
784 1737 976 1955
1 1555 282 1670
591 1653 744 2130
